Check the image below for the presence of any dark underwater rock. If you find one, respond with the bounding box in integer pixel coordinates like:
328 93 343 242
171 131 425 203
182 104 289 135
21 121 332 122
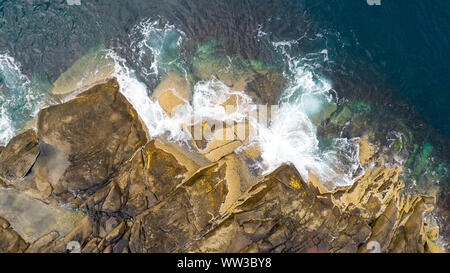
0 79 443 253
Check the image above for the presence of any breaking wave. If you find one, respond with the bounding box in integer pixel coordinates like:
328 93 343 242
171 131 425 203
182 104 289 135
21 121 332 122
0 18 362 189
109 19 363 189
0 52 47 145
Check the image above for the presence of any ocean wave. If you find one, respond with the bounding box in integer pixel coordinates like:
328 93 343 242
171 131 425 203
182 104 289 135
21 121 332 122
0 52 46 146
106 19 363 189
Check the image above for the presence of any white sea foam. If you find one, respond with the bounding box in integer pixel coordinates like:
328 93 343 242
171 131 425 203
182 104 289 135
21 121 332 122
109 20 362 189
0 52 46 146
244 37 362 187
0 107 14 146
109 48 254 144
130 18 186 79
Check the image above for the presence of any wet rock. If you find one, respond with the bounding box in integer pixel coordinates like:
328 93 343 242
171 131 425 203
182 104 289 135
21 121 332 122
358 137 377 166
184 121 249 162
49 45 115 96
0 129 39 181
153 72 190 116
0 216 28 253
156 90 186 116
37 78 148 201
0 188 85 243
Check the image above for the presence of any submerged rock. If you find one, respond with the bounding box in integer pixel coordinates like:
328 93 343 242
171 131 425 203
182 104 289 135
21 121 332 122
0 79 444 253
49 45 115 96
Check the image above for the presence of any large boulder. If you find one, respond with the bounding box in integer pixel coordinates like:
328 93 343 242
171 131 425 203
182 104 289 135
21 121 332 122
128 153 256 253
84 140 200 217
0 216 28 253
186 164 372 253
0 129 39 181
36 78 148 200
128 164 372 253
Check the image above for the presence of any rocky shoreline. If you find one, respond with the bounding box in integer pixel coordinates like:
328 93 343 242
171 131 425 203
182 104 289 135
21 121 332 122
0 78 445 253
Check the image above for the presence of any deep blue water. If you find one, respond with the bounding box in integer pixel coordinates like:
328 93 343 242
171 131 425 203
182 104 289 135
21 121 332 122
303 0 450 136
0 0 449 246
0 0 449 139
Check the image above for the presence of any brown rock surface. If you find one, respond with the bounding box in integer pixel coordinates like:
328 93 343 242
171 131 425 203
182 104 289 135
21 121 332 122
84 140 197 217
0 80 443 253
0 129 39 181
152 72 190 116
36 78 148 200
128 154 256 253
186 164 372 253
0 216 28 253
25 231 59 253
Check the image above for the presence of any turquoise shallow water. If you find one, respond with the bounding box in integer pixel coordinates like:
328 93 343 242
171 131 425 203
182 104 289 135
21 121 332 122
0 1 447 175
0 0 448 139
0 0 448 248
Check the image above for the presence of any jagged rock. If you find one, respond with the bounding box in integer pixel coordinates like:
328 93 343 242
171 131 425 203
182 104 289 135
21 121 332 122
359 194 439 253
105 221 126 244
0 146 4 155
128 154 255 253
42 216 94 253
82 237 102 253
0 216 28 253
36 78 148 201
0 79 443 253
330 163 405 220
0 129 39 181
185 164 372 253
128 164 373 253
112 230 131 253
84 140 198 217
25 231 59 253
